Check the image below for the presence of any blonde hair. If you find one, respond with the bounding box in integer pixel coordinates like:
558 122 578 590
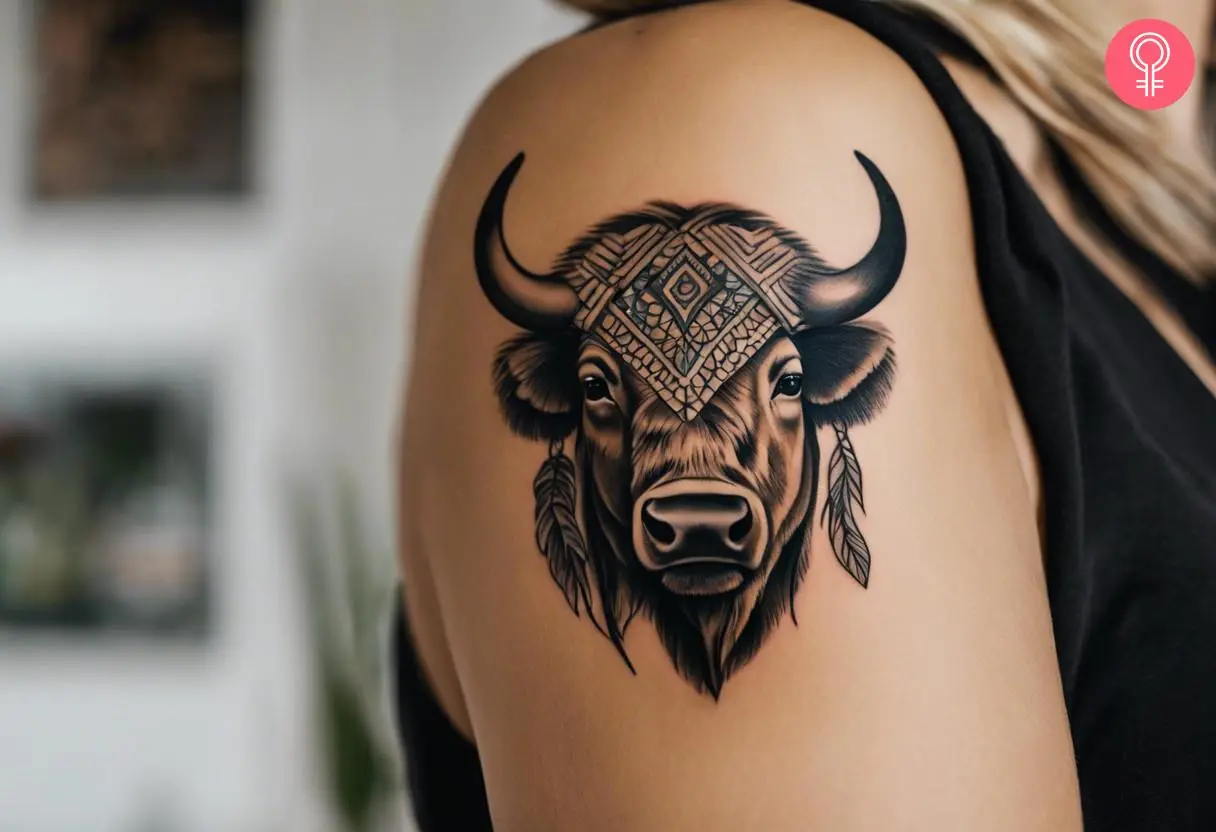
555 0 1216 284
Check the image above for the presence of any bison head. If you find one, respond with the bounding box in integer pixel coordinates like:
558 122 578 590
475 152 905 697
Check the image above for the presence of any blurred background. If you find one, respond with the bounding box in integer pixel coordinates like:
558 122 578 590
0 0 583 829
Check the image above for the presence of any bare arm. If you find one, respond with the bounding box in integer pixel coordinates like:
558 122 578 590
400 3 1080 829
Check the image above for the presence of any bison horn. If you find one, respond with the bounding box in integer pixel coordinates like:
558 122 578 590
794 151 906 329
474 153 580 331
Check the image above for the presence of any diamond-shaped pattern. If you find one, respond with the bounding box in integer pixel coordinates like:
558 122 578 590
653 251 719 329
569 209 803 420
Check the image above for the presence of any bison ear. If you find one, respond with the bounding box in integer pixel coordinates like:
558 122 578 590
492 330 582 442
792 322 896 426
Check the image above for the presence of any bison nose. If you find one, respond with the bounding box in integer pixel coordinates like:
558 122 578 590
641 494 753 558
633 479 768 595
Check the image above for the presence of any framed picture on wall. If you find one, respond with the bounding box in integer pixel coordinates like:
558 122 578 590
0 369 213 638
30 0 254 200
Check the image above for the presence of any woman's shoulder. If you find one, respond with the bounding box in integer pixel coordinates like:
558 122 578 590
422 0 978 354
401 5 1079 830
474 0 944 142
401 2 1080 825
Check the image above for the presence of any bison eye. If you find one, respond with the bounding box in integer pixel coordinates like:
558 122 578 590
582 375 612 403
773 372 804 399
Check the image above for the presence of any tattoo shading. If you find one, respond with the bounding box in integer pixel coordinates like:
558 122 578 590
475 151 906 697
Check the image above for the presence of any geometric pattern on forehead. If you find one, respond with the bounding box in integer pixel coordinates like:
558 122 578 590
567 206 811 421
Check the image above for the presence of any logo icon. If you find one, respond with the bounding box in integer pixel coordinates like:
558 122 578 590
1106 19 1195 110
1130 31 1170 97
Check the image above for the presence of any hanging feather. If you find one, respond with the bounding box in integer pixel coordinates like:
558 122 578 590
533 443 602 630
821 422 872 588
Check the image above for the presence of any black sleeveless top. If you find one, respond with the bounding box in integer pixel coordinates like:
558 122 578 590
394 2 1216 829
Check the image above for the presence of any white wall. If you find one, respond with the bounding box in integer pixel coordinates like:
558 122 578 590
0 0 583 830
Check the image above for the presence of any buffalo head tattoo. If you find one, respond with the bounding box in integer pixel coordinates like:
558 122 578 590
475 151 906 697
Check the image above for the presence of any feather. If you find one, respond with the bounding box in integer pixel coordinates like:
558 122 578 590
821 423 872 588
533 449 602 629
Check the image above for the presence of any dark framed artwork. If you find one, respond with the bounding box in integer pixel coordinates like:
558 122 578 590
0 369 213 638
31 0 254 200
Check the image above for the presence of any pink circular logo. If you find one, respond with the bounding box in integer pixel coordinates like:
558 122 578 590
1105 19 1196 110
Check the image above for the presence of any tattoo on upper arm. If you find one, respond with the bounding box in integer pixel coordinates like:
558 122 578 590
474 151 906 698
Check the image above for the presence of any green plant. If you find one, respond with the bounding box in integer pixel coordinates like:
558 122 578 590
291 478 402 832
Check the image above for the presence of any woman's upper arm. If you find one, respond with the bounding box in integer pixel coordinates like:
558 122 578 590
401 4 1080 830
